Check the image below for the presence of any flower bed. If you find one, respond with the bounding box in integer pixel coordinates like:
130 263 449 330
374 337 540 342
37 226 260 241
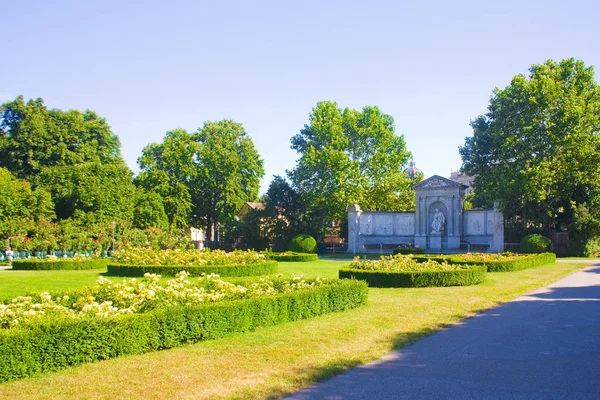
106 261 278 277
266 252 318 262
11 256 108 271
0 273 368 382
339 255 486 287
410 252 556 272
108 247 277 277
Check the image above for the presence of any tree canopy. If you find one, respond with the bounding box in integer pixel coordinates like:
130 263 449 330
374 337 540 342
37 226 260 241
459 58 600 251
0 96 123 180
136 121 264 240
288 101 416 225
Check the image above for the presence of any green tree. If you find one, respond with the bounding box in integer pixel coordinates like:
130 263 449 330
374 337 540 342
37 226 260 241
0 167 55 221
460 58 600 249
135 129 196 229
132 189 169 230
191 120 264 241
0 96 122 180
288 101 414 227
37 162 136 222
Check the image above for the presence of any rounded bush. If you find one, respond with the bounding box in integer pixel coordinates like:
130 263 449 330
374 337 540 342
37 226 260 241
288 234 317 253
520 234 552 254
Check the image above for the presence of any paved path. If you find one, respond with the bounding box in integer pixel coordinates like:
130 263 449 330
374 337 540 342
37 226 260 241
285 262 600 400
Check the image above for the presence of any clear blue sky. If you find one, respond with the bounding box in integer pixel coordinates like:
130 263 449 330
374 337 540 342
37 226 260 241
2 0 599 193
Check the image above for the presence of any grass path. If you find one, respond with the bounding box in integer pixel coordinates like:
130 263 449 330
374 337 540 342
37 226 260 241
0 261 585 399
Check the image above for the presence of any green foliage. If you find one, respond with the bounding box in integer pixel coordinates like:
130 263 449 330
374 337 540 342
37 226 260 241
460 59 600 238
221 207 273 251
0 96 122 180
289 234 317 253
520 234 552 254
191 120 265 241
266 252 318 262
0 279 368 382
106 260 278 277
132 190 168 230
0 168 55 221
37 162 135 222
410 253 557 272
288 101 416 227
567 201 600 256
11 259 108 271
339 266 486 288
136 129 196 229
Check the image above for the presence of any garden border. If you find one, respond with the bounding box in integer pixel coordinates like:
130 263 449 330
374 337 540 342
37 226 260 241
410 253 556 272
0 279 368 382
338 266 487 288
267 252 318 262
106 260 279 277
11 259 109 271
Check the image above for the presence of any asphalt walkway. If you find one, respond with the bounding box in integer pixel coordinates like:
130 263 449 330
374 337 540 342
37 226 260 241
285 262 600 400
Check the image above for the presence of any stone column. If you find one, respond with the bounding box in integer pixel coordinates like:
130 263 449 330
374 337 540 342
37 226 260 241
347 204 362 254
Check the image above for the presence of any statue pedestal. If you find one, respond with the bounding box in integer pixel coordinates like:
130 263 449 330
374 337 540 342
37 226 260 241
429 234 442 251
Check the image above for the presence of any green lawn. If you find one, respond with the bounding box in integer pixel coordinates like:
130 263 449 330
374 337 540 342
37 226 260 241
0 260 584 399
0 261 347 302
0 269 106 302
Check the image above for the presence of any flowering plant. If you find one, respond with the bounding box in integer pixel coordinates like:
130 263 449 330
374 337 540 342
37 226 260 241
349 254 468 272
0 272 323 329
113 246 267 266
455 252 523 262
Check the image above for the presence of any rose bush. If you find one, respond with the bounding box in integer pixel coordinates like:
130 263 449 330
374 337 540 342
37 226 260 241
349 254 468 272
0 272 324 329
113 246 268 266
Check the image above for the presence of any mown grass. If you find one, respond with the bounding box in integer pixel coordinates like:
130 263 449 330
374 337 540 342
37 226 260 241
0 269 106 302
0 260 584 399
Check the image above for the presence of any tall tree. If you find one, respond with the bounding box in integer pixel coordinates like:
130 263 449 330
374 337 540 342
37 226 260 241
288 101 414 226
460 58 600 248
37 162 136 222
191 120 264 241
136 129 196 229
0 96 123 180
0 167 55 221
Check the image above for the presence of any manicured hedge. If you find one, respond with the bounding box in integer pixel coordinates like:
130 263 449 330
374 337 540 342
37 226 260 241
11 259 109 271
0 279 368 382
339 266 486 288
268 252 318 262
410 253 556 272
106 260 278 277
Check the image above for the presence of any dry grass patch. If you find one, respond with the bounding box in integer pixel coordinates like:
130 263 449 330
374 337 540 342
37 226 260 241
0 262 583 399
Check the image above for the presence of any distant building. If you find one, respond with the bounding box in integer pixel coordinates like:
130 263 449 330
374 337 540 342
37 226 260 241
404 158 422 179
449 170 474 194
237 202 266 219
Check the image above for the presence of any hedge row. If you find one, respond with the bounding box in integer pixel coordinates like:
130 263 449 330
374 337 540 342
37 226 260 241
105 260 278 277
339 266 486 288
267 252 318 262
0 279 368 382
411 253 556 272
11 259 109 271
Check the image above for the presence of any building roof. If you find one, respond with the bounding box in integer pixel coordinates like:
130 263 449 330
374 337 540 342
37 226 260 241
404 158 422 179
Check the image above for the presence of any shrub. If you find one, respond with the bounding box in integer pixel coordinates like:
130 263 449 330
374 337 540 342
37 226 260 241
289 234 317 253
106 260 278 277
11 259 108 271
410 252 556 272
520 234 552 253
339 266 486 288
266 252 318 262
339 254 486 287
0 279 368 382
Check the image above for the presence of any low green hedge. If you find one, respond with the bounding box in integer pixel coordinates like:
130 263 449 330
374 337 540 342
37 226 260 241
410 253 556 272
339 266 486 288
11 259 109 271
0 279 368 382
267 252 318 262
106 260 279 277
